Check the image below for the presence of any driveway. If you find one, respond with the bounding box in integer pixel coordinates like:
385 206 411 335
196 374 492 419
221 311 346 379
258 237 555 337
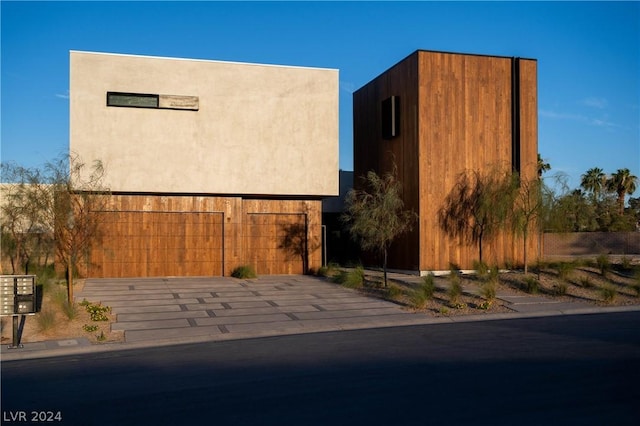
77 275 431 344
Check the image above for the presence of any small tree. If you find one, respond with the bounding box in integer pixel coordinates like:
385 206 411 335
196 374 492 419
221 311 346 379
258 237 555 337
438 168 518 265
342 167 416 287
512 175 543 274
0 163 51 274
45 154 110 303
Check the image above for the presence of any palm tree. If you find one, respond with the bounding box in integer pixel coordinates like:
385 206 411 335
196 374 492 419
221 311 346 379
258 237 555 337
607 168 638 215
537 154 551 178
580 167 607 202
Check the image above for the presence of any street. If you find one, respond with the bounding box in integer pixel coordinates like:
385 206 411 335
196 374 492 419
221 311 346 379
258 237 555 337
2 312 640 425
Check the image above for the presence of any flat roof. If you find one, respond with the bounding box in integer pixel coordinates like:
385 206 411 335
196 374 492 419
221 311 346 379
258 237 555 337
69 50 339 72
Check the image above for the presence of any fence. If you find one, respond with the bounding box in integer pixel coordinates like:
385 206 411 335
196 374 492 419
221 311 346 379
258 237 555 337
543 232 640 257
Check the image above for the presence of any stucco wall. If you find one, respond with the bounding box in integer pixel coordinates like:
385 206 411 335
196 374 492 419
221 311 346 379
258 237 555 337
70 51 339 196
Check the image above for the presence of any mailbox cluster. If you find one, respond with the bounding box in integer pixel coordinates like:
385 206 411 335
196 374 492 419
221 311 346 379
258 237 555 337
0 275 37 316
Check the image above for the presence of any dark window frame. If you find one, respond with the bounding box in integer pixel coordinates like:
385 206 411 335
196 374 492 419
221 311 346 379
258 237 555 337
106 92 160 109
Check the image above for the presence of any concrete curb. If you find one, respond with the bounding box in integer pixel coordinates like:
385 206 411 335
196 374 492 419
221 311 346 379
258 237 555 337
3 304 640 362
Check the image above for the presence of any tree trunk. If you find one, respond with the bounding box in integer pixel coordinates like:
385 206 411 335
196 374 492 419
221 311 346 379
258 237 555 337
617 193 625 216
383 248 388 288
523 231 528 274
66 263 74 304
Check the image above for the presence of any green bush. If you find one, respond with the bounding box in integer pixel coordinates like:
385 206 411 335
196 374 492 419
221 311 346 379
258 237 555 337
85 303 111 322
421 275 436 298
330 270 348 284
596 254 611 278
523 276 539 294
556 261 576 282
600 285 616 303
317 263 340 278
481 281 497 301
82 324 99 333
488 265 500 283
36 308 56 331
580 277 594 289
60 300 78 320
385 284 403 300
448 274 463 305
231 265 257 279
343 267 365 289
410 276 436 309
52 285 68 306
331 267 365 289
552 282 568 296
473 260 490 281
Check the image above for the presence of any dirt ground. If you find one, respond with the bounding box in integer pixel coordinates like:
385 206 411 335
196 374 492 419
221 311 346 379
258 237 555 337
357 260 640 317
0 279 123 346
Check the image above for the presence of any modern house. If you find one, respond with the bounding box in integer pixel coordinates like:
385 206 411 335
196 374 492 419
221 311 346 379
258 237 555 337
353 50 539 273
70 51 338 278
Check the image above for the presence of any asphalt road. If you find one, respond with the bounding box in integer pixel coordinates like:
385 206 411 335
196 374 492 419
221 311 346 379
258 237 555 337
2 312 640 426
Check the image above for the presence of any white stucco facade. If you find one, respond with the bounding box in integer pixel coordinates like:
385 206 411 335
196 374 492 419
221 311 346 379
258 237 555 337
70 51 339 196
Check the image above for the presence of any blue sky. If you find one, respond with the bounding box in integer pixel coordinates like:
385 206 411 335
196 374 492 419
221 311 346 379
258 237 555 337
1 1 639 194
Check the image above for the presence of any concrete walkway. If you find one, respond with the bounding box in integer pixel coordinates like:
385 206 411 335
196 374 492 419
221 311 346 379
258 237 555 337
3 273 640 361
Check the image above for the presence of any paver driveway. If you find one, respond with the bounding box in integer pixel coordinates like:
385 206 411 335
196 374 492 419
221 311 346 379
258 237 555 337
77 275 429 343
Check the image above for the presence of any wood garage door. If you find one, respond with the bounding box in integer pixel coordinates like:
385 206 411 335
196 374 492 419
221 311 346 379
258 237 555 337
89 211 224 278
245 213 307 275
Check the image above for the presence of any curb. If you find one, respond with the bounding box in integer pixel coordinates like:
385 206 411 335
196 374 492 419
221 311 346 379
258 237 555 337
3 304 640 362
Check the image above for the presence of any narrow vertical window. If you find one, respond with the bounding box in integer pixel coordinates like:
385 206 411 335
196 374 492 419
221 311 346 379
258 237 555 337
382 95 400 139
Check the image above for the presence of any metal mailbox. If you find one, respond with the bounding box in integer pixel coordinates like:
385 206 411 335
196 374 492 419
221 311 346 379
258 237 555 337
0 275 37 316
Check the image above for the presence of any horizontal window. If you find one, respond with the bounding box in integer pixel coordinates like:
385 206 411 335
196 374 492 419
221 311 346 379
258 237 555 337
106 92 199 111
107 92 159 108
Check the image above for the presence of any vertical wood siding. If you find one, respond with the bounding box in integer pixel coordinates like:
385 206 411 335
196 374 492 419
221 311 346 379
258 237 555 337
82 195 321 278
354 50 539 271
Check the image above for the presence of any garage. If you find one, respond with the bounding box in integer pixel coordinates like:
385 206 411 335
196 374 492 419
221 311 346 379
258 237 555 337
244 213 307 275
87 211 224 278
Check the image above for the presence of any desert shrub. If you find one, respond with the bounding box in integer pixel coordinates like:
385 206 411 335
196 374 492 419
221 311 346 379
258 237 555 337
481 281 497 301
523 276 539 294
600 285 616 303
556 261 576 282
385 284 403 300
473 260 490 281
84 303 111 321
231 265 257 279
621 256 632 270
333 266 365 289
595 254 611 278
488 265 500 283
82 324 99 332
346 267 365 288
52 285 68 306
317 263 340 278
36 308 56 331
410 275 436 309
477 300 492 310
580 276 594 289
448 273 463 305
60 300 78 320
552 282 568 296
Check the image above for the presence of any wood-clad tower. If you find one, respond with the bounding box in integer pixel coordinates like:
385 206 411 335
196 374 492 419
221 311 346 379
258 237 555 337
353 50 538 272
